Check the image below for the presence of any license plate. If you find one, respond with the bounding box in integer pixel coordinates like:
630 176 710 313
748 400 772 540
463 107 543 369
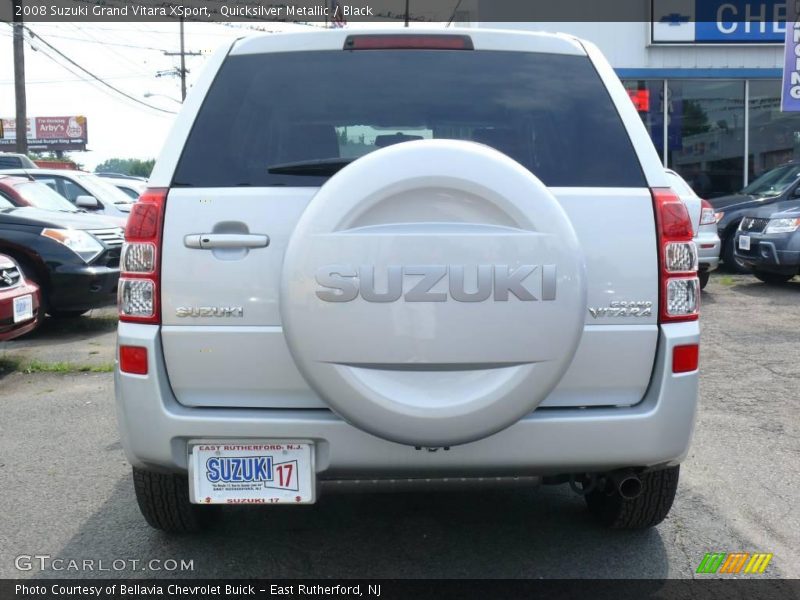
189 441 314 505
13 294 33 323
739 235 751 251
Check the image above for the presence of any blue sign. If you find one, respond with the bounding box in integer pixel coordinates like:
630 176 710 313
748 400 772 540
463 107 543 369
781 1 800 111
653 0 788 43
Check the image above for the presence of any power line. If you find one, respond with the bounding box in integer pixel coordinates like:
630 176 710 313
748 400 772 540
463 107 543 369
0 74 151 85
9 28 177 118
24 41 177 118
11 24 177 115
65 23 153 77
12 29 174 52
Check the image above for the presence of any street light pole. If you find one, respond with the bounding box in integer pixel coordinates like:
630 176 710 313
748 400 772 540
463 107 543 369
12 0 28 154
404 0 409 26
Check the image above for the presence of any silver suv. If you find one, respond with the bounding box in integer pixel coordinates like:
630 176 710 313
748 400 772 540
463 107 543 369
115 29 700 533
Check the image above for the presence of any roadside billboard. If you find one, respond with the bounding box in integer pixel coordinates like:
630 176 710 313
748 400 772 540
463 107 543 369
0 116 88 151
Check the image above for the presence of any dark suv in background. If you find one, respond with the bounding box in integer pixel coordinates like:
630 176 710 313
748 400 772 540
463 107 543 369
734 201 800 284
710 162 800 272
0 196 123 317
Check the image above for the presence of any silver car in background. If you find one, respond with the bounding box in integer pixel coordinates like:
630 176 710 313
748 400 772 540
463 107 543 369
666 169 720 289
96 173 148 201
0 168 134 220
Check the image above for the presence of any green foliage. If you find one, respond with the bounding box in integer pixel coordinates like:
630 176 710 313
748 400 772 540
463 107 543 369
682 100 711 137
0 356 113 375
27 152 83 170
94 157 155 178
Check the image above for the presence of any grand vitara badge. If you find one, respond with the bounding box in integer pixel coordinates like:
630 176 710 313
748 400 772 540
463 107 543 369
315 264 557 303
175 306 243 317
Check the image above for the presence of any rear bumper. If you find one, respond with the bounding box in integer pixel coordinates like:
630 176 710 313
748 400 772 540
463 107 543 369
695 230 721 272
115 322 700 478
734 231 800 274
48 265 119 312
0 283 41 341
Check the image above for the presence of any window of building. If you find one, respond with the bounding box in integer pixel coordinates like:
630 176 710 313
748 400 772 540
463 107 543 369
623 80 665 161
667 80 745 199
748 80 800 183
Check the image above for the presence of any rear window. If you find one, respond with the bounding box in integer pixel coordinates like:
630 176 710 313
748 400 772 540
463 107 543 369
0 157 23 168
174 49 645 188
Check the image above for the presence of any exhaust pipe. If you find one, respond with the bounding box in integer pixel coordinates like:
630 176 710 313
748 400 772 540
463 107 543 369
608 470 643 500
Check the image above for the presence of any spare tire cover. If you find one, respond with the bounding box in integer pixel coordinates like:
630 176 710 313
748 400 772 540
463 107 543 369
281 140 586 446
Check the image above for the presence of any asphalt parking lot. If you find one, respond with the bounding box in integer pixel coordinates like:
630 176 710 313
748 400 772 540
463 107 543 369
1 273 798 579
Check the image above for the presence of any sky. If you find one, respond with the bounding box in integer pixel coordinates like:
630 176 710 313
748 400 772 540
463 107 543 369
0 21 319 170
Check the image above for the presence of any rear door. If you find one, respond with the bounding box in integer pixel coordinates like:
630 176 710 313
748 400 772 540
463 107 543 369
157 32 661 410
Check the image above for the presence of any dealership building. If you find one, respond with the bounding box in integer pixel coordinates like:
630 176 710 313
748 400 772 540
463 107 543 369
474 1 799 198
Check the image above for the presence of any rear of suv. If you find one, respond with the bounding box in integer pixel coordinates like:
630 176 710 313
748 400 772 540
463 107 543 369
115 29 700 533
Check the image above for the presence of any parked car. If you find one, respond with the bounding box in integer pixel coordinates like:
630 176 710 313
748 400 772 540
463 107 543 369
734 201 800 284
0 253 41 341
0 199 123 317
0 152 38 169
665 169 720 289
0 174 125 227
116 29 700 533
0 168 134 219
96 172 147 182
710 161 800 272
98 173 147 202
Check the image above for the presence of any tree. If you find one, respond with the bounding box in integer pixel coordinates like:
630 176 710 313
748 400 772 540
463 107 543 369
27 151 83 170
95 158 155 178
681 100 711 138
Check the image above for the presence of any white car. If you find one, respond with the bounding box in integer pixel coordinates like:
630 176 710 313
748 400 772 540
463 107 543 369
96 174 147 200
666 169 721 289
0 168 134 220
115 29 700 533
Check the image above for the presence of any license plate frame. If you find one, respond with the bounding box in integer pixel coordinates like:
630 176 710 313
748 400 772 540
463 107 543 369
739 235 751 251
13 294 33 323
188 440 315 505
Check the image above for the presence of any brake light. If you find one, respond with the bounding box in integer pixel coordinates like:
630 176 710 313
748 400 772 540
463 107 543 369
699 199 716 226
344 35 474 51
119 345 148 375
118 188 167 324
652 188 699 323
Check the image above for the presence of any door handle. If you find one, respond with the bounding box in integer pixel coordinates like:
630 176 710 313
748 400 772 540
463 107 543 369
184 233 270 249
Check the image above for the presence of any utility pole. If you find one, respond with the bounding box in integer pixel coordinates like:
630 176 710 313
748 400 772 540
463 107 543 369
12 0 28 154
179 16 186 101
404 0 409 26
162 17 201 102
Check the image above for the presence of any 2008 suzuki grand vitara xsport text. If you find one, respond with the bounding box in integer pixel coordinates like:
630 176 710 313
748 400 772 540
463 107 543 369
115 29 701 533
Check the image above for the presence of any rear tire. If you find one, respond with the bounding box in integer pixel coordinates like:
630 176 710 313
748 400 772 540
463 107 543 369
752 270 794 285
132 467 216 533
722 235 751 274
699 271 710 290
584 466 679 529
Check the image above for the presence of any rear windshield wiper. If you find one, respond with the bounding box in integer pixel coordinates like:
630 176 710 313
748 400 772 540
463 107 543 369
267 157 355 176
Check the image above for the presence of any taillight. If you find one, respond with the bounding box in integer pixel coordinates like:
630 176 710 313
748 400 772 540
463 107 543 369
652 188 699 323
343 35 474 51
699 199 716 226
118 188 167 324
